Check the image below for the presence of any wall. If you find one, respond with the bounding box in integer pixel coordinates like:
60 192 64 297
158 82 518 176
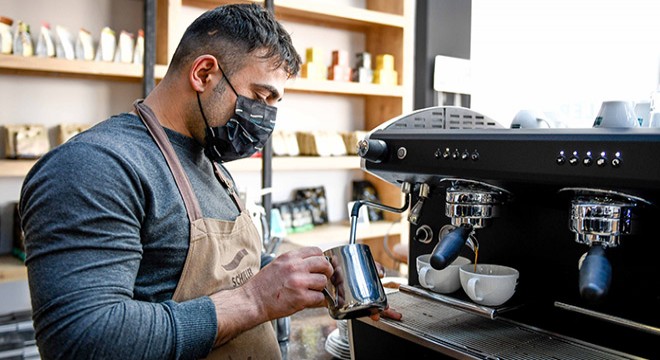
414 0 471 110
470 0 660 127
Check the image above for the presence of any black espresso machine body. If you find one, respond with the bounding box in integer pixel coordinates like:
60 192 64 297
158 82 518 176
355 106 660 359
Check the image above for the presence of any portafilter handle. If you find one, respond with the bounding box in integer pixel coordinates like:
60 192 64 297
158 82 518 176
579 245 612 302
430 224 474 270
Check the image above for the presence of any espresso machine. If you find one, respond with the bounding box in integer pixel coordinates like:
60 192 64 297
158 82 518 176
349 106 660 359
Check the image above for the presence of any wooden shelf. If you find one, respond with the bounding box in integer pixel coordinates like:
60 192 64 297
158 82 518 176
0 55 398 97
0 255 27 283
185 0 405 28
286 78 403 97
0 54 167 80
285 220 402 250
0 156 360 178
0 159 37 178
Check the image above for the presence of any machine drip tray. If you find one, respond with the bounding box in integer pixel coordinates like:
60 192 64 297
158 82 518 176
357 286 642 359
400 285 523 320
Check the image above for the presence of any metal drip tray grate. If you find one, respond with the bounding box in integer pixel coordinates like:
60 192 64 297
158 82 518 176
382 289 638 359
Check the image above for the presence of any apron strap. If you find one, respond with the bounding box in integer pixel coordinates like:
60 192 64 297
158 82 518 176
133 100 204 222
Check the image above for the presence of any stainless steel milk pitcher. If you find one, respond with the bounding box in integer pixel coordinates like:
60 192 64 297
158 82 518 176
323 243 387 320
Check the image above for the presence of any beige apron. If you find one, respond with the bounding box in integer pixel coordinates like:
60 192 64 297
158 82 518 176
134 101 281 360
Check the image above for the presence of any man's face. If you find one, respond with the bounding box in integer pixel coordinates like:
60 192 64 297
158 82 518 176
200 52 289 130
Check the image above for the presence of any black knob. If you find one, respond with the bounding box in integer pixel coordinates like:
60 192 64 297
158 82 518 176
430 224 473 270
357 139 388 163
579 246 612 303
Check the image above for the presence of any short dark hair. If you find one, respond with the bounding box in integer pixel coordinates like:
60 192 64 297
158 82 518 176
168 3 301 77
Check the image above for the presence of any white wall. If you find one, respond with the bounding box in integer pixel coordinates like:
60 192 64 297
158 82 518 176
470 0 660 127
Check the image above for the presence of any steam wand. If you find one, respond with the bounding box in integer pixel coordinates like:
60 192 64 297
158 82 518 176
348 182 412 245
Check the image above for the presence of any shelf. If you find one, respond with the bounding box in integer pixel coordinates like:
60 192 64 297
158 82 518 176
0 255 27 283
0 156 360 178
185 0 405 28
0 54 167 80
0 159 37 178
0 54 399 97
286 78 403 97
285 220 402 250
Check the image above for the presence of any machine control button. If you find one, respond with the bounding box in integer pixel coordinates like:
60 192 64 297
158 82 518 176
471 150 479 161
442 147 451 159
611 151 622 168
596 151 608 167
461 150 470 160
569 151 579 166
556 150 566 165
434 148 441 159
451 149 460 160
583 151 593 167
556 156 566 165
397 147 407 159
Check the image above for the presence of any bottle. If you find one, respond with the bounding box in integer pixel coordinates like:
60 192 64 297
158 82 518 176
0 16 13 54
13 20 33 57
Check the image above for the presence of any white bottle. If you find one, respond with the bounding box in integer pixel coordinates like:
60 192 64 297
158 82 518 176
12 20 33 57
55 25 75 60
75 28 94 61
0 16 13 54
35 22 55 57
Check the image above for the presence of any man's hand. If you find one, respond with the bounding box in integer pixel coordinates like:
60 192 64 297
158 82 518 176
249 246 334 319
209 246 333 347
369 261 403 322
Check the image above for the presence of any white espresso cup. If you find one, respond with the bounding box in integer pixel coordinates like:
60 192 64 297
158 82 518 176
459 264 519 306
416 254 470 294
593 100 640 128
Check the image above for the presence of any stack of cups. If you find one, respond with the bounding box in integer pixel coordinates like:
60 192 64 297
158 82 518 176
352 52 373 83
328 50 351 82
592 100 640 128
373 54 397 86
301 47 327 80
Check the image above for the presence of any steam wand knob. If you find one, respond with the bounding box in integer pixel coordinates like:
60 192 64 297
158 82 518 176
358 139 388 163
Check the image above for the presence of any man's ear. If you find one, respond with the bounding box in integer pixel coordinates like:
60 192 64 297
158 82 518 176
189 55 219 92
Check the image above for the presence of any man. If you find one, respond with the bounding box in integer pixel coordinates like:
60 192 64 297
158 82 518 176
20 4 399 359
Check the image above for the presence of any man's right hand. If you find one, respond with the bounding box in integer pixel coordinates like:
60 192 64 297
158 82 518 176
248 246 334 319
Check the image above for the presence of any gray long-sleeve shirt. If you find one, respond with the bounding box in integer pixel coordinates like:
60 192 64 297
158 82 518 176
19 112 241 359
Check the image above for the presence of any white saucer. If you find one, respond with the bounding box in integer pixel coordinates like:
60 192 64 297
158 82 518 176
324 328 351 359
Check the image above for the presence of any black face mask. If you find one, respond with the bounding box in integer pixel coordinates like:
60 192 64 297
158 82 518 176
199 64 277 162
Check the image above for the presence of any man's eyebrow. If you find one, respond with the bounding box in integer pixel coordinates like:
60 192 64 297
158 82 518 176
255 83 282 102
